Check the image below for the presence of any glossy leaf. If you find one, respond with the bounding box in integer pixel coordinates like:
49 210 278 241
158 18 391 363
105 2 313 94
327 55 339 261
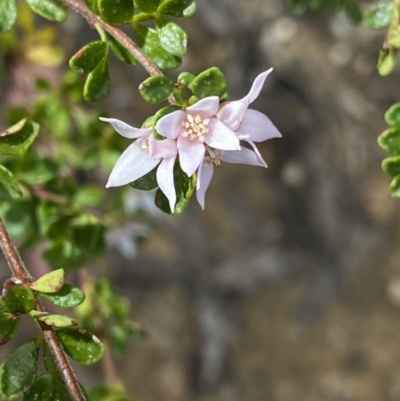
0 311 20 345
23 374 54 401
135 0 160 12
385 102 400 126
107 34 137 64
0 0 17 33
139 75 174 103
25 0 67 22
70 41 108 74
99 0 134 23
134 23 181 69
158 0 196 17
363 1 393 29
189 67 227 99
130 167 158 190
57 329 105 365
0 165 22 200
378 127 400 154
0 338 41 400
29 269 65 293
0 118 40 157
156 16 187 56
31 311 78 328
38 284 86 308
382 156 400 176
377 48 397 76
177 71 195 86
84 58 111 101
3 283 35 314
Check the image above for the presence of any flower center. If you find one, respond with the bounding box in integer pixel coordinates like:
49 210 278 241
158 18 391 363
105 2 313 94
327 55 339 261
205 149 222 166
181 114 210 141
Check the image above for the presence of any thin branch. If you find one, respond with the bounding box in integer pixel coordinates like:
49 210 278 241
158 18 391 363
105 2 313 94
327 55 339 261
60 0 162 77
0 218 86 401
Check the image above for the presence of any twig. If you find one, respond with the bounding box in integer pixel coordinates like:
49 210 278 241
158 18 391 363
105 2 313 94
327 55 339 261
0 218 86 401
60 0 162 77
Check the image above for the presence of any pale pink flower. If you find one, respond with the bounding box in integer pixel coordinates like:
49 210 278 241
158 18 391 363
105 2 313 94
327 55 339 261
196 69 282 209
100 118 178 212
155 97 241 177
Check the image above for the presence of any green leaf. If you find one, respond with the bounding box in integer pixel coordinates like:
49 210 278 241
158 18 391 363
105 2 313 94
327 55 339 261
107 34 137 64
73 186 103 208
25 0 67 22
135 0 160 12
130 167 158 190
0 165 22 200
99 0 134 23
43 239 85 270
0 338 41 400
84 0 99 14
385 102 400 126
3 283 36 314
23 374 54 401
69 41 108 74
0 118 40 157
88 384 131 401
0 311 20 345
382 155 400 176
363 1 393 29
139 75 174 104
0 0 17 33
29 269 65 293
0 202 33 238
156 16 187 57
134 23 181 69
189 67 227 99
19 157 58 185
390 174 400 197
158 0 196 17
30 311 78 328
378 127 400 154
38 284 86 308
84 57 111 101
344 0 362 23
377 48 397 76
177 71 195 86
71 214 105 255
57 329 105 365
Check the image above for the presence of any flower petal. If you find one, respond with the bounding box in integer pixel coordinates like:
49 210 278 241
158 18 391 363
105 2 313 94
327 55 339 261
221 146 266 167
196 162 214 210
177 135 205 177
99 118 151 138
157 157 176 213
237 109 281 142
241 138 268 167
242 68 273 104
186 96 220 118
216 100 248 131
106 141 159 187
149 136 177 159
155 110 186 139
205 119 241 150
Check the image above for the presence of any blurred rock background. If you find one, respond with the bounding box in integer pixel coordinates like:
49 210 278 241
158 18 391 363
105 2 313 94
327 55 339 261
2 0 400 400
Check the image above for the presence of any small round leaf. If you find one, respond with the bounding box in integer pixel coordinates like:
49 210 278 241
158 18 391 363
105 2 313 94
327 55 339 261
57 329 105 365
390 175 400 197
31 312 78 328
158 0 196 17
0 165 22 200
189 67 227 99
378 127 400 154
377 48 397 76
0 311 20 345
130 167 158 190
134 0 161 12
0 0 17 33
25 0 67 22
139 76 174 104
156 16 187 57
84 58 111 102
99 0 134 24
382 156 400 176
385 102 400 127
0 338 41 400
363 1 393 30
29 269 65 293
38 284 86 308
69 41 108 74
23 374 54 401
177 71 195 86
3 283 35 314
